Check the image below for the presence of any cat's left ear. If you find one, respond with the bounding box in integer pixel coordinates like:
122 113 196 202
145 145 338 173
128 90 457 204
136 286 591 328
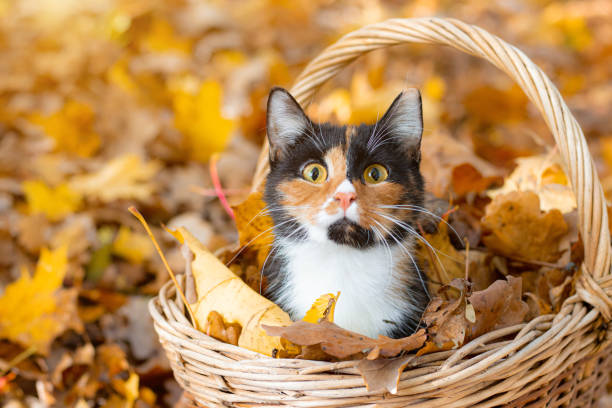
378 88 423 158
266 87 309 161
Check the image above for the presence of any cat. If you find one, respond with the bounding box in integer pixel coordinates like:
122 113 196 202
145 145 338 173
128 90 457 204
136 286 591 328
262 87 430 339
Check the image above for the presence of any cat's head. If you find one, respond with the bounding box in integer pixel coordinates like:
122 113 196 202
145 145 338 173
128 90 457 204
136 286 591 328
264 87 424 248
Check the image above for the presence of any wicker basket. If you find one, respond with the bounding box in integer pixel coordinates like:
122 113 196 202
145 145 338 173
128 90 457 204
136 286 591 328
150 18 612 407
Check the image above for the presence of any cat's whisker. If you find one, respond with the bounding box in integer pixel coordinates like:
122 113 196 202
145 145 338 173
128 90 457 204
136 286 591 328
225 218 296 267
369 217 429 300
375 211 461 262
379 204 463 244
366 110 382 150
374 211 463 276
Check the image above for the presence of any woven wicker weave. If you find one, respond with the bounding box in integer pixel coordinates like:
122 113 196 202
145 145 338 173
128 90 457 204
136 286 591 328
150 18 612 407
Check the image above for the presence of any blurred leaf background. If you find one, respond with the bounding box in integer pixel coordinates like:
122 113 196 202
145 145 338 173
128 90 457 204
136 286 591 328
0 0 611 406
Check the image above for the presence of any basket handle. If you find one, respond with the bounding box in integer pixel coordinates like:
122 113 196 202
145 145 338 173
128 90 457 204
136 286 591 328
251 17 612 320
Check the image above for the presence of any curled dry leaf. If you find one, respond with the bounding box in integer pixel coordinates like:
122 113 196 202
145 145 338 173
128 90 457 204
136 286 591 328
420 132 505 198
467 275 529 339
481 191 569 262
422 279 471 349
488 152 576 214
263 320 426 360
422 276 528 351
177 227 292 356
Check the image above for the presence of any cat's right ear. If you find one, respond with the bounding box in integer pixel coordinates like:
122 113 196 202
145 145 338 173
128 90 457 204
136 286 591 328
266 87 309 161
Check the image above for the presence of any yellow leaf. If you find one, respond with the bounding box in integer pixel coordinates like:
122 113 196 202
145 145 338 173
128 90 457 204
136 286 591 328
107 59 138 94
302 293 339 324
29 100 100 157
112 226 154 264
22 180 82 222
124 372 139 407
0 246 80 353
178 227 293 356
172 80 235 162
423 76 446 101
69 154 160 202
232 192 274 269
142 17 191 53
487 152 576 214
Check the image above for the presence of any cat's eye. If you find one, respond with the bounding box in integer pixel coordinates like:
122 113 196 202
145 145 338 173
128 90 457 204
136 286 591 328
363 164 388 184
302 163 327 184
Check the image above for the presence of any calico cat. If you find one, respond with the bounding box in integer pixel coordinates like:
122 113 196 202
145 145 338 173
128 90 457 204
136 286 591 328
262 87 429 339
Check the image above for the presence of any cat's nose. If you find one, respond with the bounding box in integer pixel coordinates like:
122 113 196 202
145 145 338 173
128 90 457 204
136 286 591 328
334 192 356 212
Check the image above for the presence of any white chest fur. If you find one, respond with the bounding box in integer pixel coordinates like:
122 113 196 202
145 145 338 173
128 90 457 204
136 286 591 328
275 239 416 338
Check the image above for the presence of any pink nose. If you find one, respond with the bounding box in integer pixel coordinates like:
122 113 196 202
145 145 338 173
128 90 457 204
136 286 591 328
334 192 356 212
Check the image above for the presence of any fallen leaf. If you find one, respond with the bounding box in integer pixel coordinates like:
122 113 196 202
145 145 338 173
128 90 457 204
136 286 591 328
204 311 242 346
422 279 471 348
29 100 101 157
420 132 505 198
112 226 155 264
467 275 529 339
451 163 502 197
263 320 426 360
482 191 569 262
302 293 339 324
69 154 160 203
0 246 81 354
488 152 576 213
172 79 235 162
22 181 82 222
356 356 414 394
422 276 528 351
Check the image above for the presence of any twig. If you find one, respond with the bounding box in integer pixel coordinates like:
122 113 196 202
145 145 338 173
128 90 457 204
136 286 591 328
129 207 197 328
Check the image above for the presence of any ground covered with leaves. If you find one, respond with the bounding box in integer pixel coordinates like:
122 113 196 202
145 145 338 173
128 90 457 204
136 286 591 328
1 0 612 407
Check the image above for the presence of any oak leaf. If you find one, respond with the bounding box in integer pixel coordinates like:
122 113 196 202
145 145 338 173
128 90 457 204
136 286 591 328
263 320 426 360
467 275 529 339
422 277 528 352
482 191 569 262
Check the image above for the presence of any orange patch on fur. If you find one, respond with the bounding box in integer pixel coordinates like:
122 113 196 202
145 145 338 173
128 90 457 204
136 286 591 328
344 126 355 145
354 182 404 231
278 146 347 223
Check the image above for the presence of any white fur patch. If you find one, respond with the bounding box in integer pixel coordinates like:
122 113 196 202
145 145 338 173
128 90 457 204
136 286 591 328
276 237 418 338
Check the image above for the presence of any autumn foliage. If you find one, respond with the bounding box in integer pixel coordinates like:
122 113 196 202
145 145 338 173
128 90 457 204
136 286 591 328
2 0 612 407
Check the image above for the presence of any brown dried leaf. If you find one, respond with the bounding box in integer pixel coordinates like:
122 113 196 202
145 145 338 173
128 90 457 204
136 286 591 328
263 321 426 360
467 275 529 339
356 356 414 394
422 279 470 348
482 191 569 262
205 311 242 346
422 276 528 351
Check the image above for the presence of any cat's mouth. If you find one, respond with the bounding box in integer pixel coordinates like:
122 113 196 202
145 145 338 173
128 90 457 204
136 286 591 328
327 219 375 248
